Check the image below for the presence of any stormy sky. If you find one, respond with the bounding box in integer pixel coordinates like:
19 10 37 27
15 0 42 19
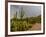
10 5 41 19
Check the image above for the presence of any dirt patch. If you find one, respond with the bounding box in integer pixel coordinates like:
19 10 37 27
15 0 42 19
31 23 41 31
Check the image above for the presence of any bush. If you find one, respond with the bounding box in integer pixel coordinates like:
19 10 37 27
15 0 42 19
10 15 41 32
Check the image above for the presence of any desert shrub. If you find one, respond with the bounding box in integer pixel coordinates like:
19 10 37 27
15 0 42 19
16 21 29 31
29 20 36 24
23 21 29 30
10 20 33 31
11 21 16 32
28 24 32 28
10 15 41 32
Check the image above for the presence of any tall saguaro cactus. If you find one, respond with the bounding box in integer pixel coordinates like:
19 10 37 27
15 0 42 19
16 11 17 19
20 7 25 20
13 11 17 19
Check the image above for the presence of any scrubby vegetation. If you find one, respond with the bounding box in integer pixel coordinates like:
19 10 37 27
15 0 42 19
10 8 41 32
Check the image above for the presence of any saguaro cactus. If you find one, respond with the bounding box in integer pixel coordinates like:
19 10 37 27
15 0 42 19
15 11 17 21
20 7 25 20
